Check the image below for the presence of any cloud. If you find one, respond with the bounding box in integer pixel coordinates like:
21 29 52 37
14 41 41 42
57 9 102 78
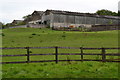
118 1 120 10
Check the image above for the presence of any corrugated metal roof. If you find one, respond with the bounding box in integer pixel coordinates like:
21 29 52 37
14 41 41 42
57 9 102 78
46 9 120 20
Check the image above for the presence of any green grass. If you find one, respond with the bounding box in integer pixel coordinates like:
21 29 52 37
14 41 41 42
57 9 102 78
2 62 118 78
2 28 118 47
1 28 119 78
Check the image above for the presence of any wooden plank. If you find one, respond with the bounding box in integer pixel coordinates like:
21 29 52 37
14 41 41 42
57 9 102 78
29 47 55 49
0 61 27 64
29 53 55 56
1 53 120 57
59 53 81 55
0 46 55 49
58 47 120 49
0 53 55 57
105 53 120 56
102 48 106 62
0 54 26 57
1 59 120 64
55 46 58 64
58 46 80 49
26 47 30 63
58 59 120 62
1 46 120 50
0 47 26 49
0 60 56 64
30 60 56 63
80 47 84 61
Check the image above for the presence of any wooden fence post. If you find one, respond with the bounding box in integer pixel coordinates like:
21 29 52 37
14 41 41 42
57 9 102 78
55 46 58 64
80 47 84 62
102 48 106 62
26 47 30 63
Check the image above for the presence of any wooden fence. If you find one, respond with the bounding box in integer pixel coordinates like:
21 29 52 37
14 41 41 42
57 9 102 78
0 46 120 64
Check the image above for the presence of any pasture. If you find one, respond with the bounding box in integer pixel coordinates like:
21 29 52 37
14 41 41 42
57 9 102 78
1 28 119 78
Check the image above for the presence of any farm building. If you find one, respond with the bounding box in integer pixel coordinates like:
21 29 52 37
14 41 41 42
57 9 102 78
11 20 23 25
24 11 44 23
25 9 120 31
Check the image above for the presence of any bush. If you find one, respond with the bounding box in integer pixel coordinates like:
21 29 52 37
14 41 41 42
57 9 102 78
11 41 14 42
1 33 5 36
32 33 36 35
63 32 66 34
29 36 33 38
40 40 43 43
42 31 45 33
62 35 66 37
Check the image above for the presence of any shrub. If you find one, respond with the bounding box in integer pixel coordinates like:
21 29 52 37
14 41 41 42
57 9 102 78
63 32 66 34
40 40 43 43
29 36 33 38
1 33 5 36
11 41 14 42
32 33 36 35
62 35 66 37
62 32 66 38
29 51 32 53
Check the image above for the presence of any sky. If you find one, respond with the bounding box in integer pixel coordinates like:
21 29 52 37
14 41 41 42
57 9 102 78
0 0 120 24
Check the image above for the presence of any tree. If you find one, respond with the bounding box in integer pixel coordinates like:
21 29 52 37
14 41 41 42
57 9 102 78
0 22 2 29
0 22 9 29
22 14 31 19
96 9 118 16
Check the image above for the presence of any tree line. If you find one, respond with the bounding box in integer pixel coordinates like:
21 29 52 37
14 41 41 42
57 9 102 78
96 9 119 16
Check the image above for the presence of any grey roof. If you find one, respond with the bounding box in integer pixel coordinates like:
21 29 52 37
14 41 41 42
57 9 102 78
12 20 23 23
32 11 44 15
46 9 120 20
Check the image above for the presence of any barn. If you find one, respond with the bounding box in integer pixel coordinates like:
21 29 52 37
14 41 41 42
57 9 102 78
25 9 120 31
11 20 23 25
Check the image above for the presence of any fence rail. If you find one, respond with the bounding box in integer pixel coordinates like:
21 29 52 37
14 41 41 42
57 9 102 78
0 46 120 64
1 47 120 49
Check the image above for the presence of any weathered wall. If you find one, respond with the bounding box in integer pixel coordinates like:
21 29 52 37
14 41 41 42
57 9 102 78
51 14 118 27
52 23 92 29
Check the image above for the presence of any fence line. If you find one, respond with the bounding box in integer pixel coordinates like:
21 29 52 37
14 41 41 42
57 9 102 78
0 46 120 64
1 46 120 49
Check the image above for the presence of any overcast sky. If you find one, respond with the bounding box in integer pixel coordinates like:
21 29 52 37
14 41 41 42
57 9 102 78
0 0 119 24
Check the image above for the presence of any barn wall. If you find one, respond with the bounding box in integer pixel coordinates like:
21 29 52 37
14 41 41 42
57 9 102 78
52 13 118 27
52 23 92 29
40 12 119 31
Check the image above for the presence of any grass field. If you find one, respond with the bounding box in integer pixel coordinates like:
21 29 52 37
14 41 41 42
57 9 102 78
1 28 119 78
